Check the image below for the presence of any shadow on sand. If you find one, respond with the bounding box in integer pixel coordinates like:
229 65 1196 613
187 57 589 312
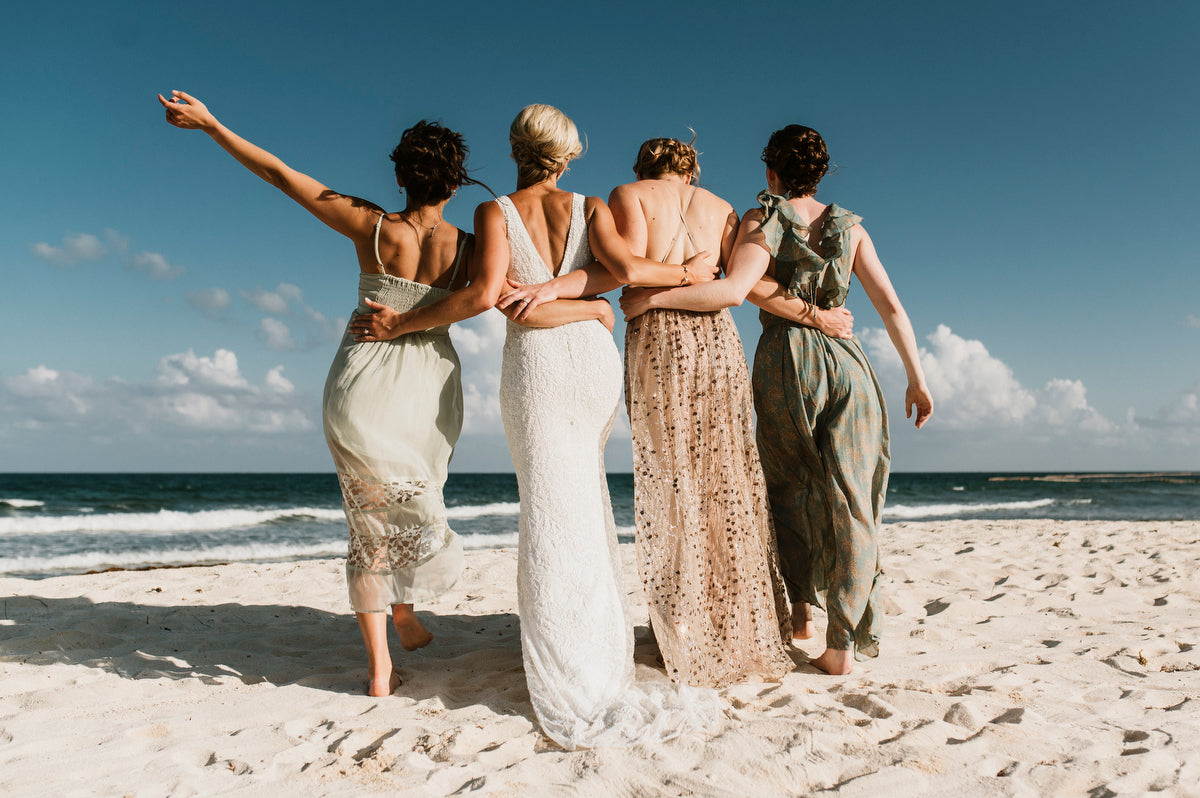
0 594 535 720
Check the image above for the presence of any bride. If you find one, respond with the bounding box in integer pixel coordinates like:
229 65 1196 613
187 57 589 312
483 105 724 749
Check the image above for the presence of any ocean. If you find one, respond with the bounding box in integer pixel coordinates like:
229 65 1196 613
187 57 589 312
0 472 1195 578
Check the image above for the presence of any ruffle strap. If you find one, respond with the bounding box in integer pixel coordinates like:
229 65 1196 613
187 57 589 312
755 191 862 308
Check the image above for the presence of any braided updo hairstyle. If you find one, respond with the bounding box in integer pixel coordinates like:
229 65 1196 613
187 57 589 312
390 121 481 206
761 125 829 198
633 136 699 181
509 104 583 186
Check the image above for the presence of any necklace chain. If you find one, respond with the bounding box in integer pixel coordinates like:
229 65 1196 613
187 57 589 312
403 211 441 235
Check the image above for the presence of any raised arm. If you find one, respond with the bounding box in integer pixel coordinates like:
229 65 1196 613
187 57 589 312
158 91 380 240
350 201 510 340
851 227 933 428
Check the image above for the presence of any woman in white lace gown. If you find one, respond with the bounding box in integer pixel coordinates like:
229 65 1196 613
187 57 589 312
159 91 484 697
473 105 725 749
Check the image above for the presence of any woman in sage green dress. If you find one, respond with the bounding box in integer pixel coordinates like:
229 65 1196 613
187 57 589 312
620 125 933 675
159 90 486 696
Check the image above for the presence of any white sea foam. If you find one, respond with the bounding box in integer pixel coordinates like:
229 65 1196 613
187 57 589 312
0 507 346 536
0 541 344 575
884 498 1056 519
0 499 45 508
445 502 521 519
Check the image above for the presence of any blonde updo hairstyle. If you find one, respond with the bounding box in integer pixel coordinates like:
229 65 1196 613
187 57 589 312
633 136 699 181
509 104 583 185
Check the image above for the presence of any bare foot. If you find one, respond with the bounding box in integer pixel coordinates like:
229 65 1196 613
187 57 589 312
792 601 815 641
366 668 402 697
392 605 433 651
811 648 854 675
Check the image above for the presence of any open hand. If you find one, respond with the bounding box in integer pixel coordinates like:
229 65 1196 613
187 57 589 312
814 306 854 338
348 299 403 341
619 287 667 321
157 90 217 131
684 251 719 283
496 278 557 322
595 298 615 332
906 384 934 429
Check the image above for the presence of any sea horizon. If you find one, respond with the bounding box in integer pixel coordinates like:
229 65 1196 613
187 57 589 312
1 471 1195 579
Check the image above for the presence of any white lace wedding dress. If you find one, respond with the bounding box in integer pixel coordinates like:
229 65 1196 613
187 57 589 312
497 193 723 750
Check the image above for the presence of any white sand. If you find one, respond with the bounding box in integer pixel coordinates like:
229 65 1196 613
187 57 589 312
1 520 1198 796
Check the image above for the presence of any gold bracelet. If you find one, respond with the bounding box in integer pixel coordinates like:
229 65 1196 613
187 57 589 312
679 263 690 286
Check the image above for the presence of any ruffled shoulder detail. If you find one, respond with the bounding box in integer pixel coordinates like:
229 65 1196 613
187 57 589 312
755 192 862 309
756 191 804 261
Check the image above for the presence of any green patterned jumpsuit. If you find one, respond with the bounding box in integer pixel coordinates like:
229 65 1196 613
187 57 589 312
751 191 889 660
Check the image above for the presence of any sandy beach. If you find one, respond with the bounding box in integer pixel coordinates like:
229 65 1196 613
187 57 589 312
2 519 1198 796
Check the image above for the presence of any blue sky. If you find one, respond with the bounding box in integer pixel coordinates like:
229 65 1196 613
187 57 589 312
2 1 1197 472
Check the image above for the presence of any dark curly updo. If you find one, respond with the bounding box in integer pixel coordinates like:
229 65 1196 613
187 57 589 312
761 125 829 198
390 121 482 206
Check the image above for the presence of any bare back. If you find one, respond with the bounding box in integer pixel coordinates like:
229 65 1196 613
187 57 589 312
501 187 576 277
353 216 473 290
609 179 738 269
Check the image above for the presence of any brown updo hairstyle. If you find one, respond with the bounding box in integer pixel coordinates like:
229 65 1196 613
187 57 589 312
390 121 487 206
761 124 829 198
633 135 699 181
509 104 584 185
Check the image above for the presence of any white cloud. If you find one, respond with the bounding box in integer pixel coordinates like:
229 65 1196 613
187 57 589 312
1133 381 1200 446
860 324 1112 434
31 232 108 265
31 229 182 284
453 311 505 433
156 349 249 389
264 366 295 394
244 286 293 315
259 318 296 351
130 251 185 280
244 283 343 348
0 351 314 446
1035 378 1114 432
187 287 232 317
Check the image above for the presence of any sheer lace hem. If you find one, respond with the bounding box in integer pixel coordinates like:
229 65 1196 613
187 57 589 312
336 471 462 611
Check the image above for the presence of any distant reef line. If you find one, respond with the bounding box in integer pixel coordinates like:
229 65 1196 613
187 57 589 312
988 472 1198 483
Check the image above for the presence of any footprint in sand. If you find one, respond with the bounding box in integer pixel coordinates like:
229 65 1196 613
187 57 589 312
841 693 896 719
205 753 252 774
990 707 1025 724
924 598 951 616
943 701 984 730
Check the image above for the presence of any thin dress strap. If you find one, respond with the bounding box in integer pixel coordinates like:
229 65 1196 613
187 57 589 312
371 214 386 273
446 232 469 286
660 187 700 262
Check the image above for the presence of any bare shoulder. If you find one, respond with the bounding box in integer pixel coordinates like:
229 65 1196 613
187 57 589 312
741 207 765 225
584 194 611 218
608 181 639 203
475 198 502 218
693 186 733 216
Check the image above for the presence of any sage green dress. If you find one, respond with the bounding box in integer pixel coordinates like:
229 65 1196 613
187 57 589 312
751 191 890 660
322 222 467 613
